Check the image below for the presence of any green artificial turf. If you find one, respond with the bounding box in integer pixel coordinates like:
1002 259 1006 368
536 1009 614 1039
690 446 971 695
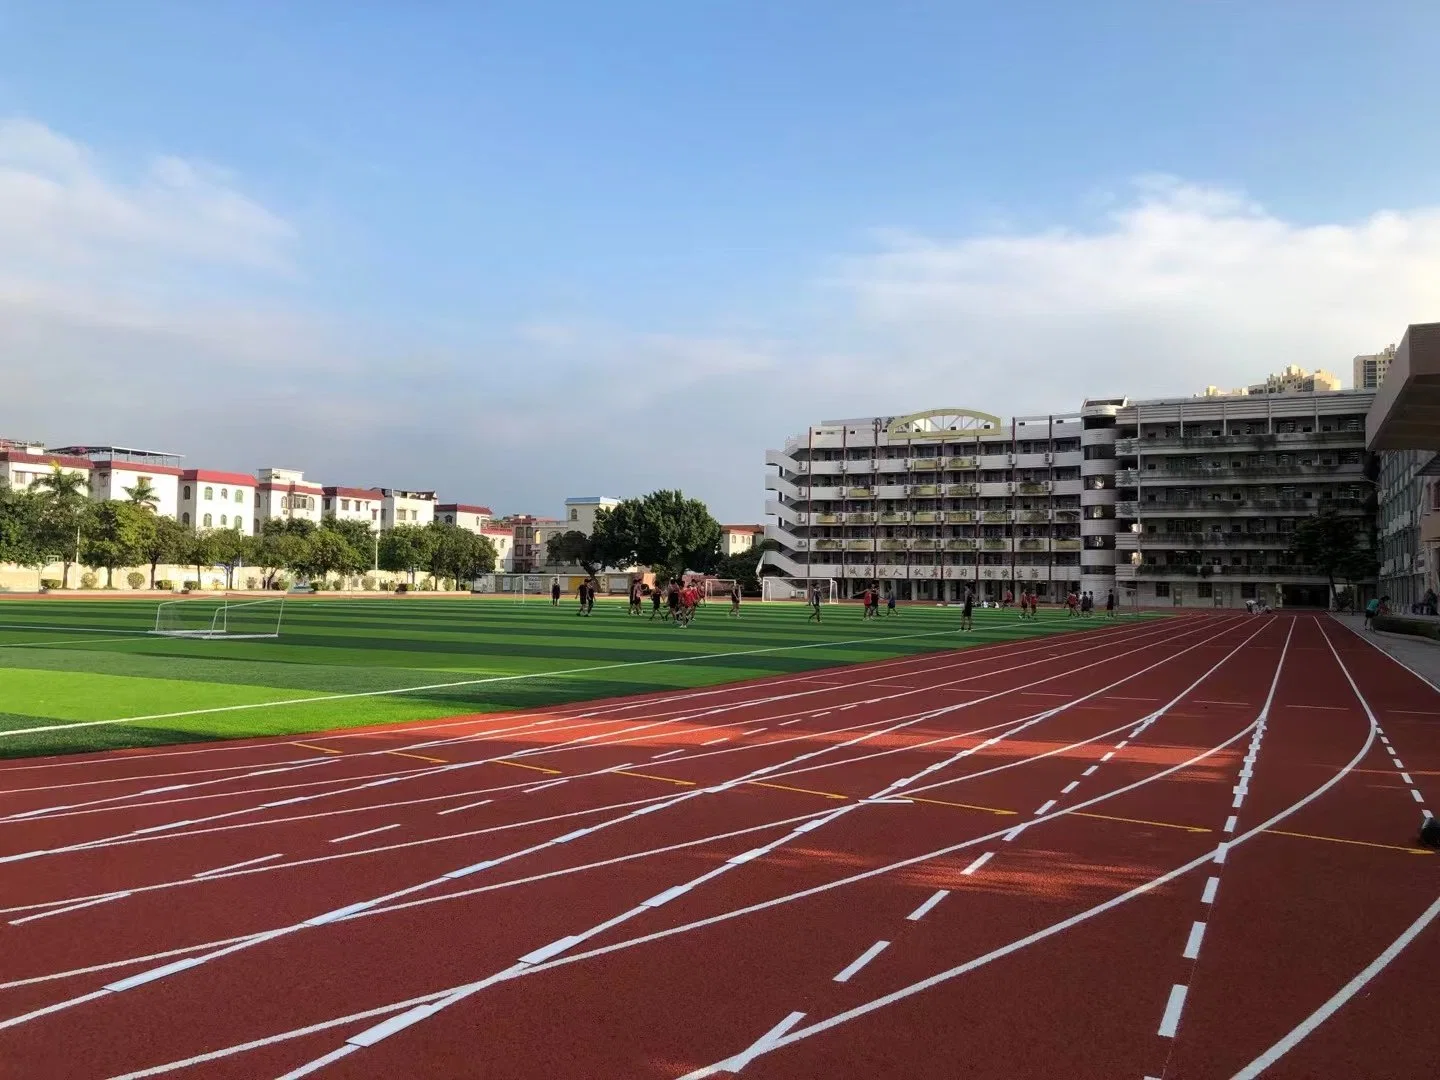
0 595 1149 759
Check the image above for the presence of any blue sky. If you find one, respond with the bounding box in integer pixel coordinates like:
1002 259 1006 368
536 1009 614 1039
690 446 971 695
2 1 1438 520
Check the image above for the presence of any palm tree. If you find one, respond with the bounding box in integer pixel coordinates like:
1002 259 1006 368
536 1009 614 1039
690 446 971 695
33 462 89 588
124 476 160 511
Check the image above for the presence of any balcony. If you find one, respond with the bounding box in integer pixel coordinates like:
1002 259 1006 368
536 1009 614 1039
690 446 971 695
1054 539 1083 551
1116 501 1139 517
1133 563 1324 579
910 459 941 471
1128 463 1367 484
1017 510 1050 524
880 512 909 525
848 512 875 524
910 484 940 497
948 483 979 496
945 510 976 523
1120 430 1365 453
1018 538 1050 552
945 539 977 551
1138 532 1292 548
814 513 841 525
881 539 907 551
981 511 1010 524
982 539 1010 551
813 539 842 551
948 456 978 470
845 539 873 552
1135 497 1366 513
846 487 875 499
1016 482 1050 495
1054 509 1081 522
910 539 939 551
912 511 940 524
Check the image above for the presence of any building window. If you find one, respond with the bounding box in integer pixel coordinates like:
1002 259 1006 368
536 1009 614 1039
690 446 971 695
203 513 213 527
1241 582 1257 599
220 488 228 500
220 514 228 526
1154 582 1170 598
204 486 214 501
1197 582 1212 598
570 508 579 521
324 499 333 511
182 512 190 526
183 485 191 499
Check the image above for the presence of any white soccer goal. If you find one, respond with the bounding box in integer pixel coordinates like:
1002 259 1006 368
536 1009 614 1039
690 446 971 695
151 597 285 640
704 578 738 601
760 578 838 603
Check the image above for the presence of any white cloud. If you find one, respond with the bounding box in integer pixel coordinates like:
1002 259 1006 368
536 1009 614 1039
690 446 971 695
835 176 1440 406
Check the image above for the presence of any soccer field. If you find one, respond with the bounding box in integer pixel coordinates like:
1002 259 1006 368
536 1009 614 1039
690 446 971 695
0 596 1138 759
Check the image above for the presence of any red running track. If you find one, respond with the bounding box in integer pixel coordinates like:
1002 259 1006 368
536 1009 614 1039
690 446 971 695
0 613 1434 1079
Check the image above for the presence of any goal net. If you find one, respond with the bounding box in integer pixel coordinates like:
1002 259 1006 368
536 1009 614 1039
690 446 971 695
704 578 738 600
761 578 838 603
151 597 285 640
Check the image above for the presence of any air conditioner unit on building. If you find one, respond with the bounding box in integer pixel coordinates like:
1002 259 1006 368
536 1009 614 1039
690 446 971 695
1007 482 1016 494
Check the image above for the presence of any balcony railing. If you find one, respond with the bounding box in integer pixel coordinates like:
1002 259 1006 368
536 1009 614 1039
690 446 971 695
814 513 841 525
945 510 976 523
1016 482 1050 495
945 539 976 551
1018 538 1049 552
910 459 941 471
881 539 906 551
982 539 1009 550
1133 497 1366 513
1053 539 1082 551
910 539 939 551
1017 510 1049 524
814 539 842 551
1137 532 1293 547
910 484 940 497
1117 430 1365 454
880 512 909 524
845 539 873 551
846 487 875 498
912 511 940 523
848 512 875 524
981 511 1010 524
948 456 978 469
949 483 979 496
1134 564 1324 578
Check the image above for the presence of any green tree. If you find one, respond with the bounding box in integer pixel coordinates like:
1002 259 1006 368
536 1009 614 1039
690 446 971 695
33 463 90 588
1288 508 1374 604
320 517 377 582
140 515 189 589
180 529 219 589
378 524 434 584
207 527 254 590
253 520 305 589
546 530 602 576
0 479 44 579
427 523 497 586
123 476 161 511
296 528 356 586
711 540 776 596
80 501 151 588
591 490 721 578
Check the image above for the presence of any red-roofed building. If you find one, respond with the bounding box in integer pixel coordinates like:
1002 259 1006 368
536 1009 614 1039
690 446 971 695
256 468 324 528
436 503 494 534
180 470 257 533
721 524 764 556
0 446 92 492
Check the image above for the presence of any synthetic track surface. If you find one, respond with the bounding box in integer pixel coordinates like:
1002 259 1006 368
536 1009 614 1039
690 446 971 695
0 613 1433 1079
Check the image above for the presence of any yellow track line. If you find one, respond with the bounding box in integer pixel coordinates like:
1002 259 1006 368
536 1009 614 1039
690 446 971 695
613 771 696 787
493 760 562 775
292 742 342 755
387 751 448 764
1070 811 1211 833
748 781 848 801
908 796 1018 816
1263 828 1433 855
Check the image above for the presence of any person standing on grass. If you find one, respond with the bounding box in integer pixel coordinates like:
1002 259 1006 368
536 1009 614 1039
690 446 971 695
808 584 823 623
576 579 588 616
960 588 974 632
886 589 897 617
551 580 561 606
667 581 681 623
650 584 663 620
860 585 872 619
730 581 742 617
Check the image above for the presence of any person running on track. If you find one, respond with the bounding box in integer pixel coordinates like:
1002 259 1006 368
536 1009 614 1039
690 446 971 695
960 588 974 631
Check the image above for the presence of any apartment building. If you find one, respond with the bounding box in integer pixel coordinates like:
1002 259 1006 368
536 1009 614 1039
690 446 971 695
53 446 183 519
1113 391 1375 608
721 524 764 556
508 516 565 572
1354 345 1396 390
763 409 1091 602
563 496 620 535
436 503 494 533
179 471 256 532
481 526 515 572
0 441 91 490
322 487 383 529
380 489 436 529
1199 365 1342 398
256 468 324 527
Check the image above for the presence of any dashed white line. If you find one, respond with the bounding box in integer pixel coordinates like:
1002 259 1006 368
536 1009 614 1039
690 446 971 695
1034 799 1056 816
833 940 889 983
1082 765 1098 776
1411 789 1426 804
328 825 399 844
9 892 130 926
522 779 568 794
1400 772 1413 785
702 738 730 746
1100 751 1115 762
1158 983 1189 1037
906 890 950 921
1223 815 1238 833
1181 921 1207 960
779 718 806 726
960 852 993 876
435 798 492 817
1201 876 1219 904
651 749 686 760
1061 781 1079 794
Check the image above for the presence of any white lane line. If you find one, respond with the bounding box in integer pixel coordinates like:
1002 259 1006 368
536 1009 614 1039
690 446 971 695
1158 983 1189 1037
1115 740 1129 750
1061 781 1079 794
716 1011 807 1074
1213 843 1228 865
193 854 281 878
328 825 399 844
702 737 730 746
1200 877 1219 904
1223 815 1238 833
906 890 950 921
8 892 130 926
1082 765 1098 776
436 798 492 817
1181 921 1207 960
1233 895 1440 1078
1400 772 1413 785
960 852 993 876
1411 789 1426 803
833 941 890 983
779 718 806 726
651 749 686 759
523 779 569 794
1101 751 1115 762
1034 799 1056 816
274 1044 359 1079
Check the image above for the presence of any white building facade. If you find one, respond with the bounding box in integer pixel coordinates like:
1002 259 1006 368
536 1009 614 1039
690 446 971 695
1113 390 1375 608
563 496 620 535
381 489 436 529
179 471 256 533
763 409 1092 602
481 526 515 572
322 487 383 529
436 503 494 533
255 468 324 528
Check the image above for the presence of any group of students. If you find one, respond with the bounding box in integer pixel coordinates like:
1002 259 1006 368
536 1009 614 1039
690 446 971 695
554 577 742 624
1063 589 1115 617
858 586 898 620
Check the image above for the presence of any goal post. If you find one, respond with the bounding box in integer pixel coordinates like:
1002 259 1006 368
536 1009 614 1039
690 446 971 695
703 578 738 601
759 578 838 603
151 597 285 640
